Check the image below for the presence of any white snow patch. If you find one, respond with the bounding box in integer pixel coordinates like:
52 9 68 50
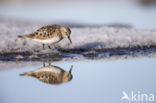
0 19 156 53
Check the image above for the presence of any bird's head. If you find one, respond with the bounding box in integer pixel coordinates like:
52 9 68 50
60 26 72 44
62 65 73 82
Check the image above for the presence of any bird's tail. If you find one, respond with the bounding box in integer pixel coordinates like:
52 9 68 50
20 72 33 76
20 73 26 76
18 35 28 39
18 35 24 38
18 34 34 39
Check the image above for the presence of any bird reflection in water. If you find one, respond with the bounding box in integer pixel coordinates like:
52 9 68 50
20 63 73 85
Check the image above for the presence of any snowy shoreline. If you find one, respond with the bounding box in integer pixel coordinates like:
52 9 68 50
1 19 156 52
0 18 156 61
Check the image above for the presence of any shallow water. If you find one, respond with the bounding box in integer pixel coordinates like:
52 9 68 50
0 57 156 103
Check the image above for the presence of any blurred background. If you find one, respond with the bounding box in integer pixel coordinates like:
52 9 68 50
0 0 156 29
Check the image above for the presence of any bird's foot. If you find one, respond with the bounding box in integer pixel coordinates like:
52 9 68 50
48 45 52 49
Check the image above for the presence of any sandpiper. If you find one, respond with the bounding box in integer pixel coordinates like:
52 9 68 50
20 63 73 85
18 24 72 50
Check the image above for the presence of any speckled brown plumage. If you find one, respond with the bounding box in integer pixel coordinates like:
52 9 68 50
20 64 73 85
18 24 72 49
26 24 62 40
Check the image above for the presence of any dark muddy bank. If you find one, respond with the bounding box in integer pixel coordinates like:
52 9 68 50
0 45 156 61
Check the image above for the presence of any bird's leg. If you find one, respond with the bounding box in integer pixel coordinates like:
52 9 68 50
43 62 46 67
48 44 51 49
42 44 45 50
48 62 51 66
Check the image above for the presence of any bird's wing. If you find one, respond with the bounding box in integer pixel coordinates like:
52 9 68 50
31 24 61 39
37 24 61 32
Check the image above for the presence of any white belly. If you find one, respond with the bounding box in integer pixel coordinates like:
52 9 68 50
34 36 60 44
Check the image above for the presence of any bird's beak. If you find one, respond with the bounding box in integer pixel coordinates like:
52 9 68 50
69 65 73 73
68 36 72 44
